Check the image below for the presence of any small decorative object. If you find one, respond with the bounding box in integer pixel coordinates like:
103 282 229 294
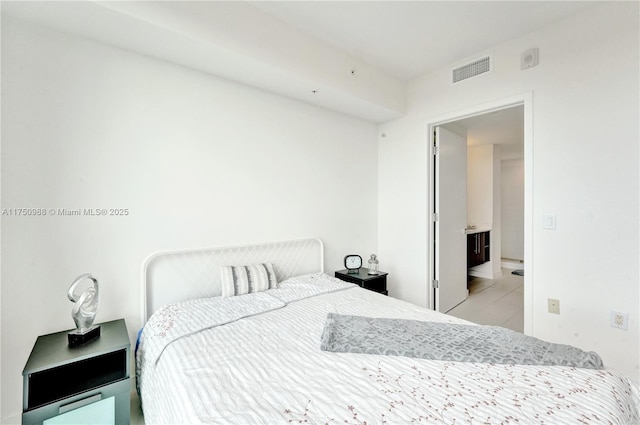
367 254 379 275
344 255 363 274
67 273 101 347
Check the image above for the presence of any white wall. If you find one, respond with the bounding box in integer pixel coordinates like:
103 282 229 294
491 144 502 279
1 17 379 422
467 144 494 228
379 2 639 383
502 158 525 261
467 144 502 279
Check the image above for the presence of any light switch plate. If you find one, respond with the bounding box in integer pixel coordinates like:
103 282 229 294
543 214 556 230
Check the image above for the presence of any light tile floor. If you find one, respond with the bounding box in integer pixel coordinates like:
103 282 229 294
446 268 524 332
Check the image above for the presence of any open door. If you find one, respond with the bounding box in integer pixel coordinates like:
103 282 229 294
434 126 468 312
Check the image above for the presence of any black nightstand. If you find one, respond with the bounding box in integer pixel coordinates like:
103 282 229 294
22 318 131 425
335 268 388 295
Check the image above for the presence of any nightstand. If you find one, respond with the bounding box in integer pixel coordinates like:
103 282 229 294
22 318 131 425
335 268 388 295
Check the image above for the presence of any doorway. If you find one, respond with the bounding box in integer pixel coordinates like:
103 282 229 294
447 105 525 278
428 93 533 334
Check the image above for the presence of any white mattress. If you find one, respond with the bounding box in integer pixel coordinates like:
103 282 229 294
137 274 640 424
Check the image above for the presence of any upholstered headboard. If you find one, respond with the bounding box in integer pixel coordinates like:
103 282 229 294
141 237 323 323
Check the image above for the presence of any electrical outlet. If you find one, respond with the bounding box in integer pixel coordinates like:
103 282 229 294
548 298 560 314
610 311 629 330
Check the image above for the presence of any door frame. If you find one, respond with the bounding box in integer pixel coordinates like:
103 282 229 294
426 92 533 335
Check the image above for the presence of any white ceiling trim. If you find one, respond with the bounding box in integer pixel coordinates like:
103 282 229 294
2 1 406 123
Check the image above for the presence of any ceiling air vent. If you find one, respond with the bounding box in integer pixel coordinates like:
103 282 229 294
451 55 492 84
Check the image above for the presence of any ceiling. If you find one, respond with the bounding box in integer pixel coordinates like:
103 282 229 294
3 1 598 122
448 105 525 159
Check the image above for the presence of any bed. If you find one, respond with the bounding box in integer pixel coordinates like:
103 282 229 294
136 238 640 424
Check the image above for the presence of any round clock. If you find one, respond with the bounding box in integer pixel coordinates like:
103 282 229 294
344 255 362 273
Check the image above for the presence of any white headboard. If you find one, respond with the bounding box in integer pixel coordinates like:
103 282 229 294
141 237 324 323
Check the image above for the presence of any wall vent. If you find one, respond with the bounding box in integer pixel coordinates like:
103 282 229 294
451 55 492 84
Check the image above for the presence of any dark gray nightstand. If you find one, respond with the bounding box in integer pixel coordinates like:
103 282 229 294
22 318 131 425
335 268 388 295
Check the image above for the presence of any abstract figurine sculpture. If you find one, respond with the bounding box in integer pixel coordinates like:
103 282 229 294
67 273 101 346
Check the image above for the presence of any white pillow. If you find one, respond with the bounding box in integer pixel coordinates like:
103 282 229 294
220 263 278 298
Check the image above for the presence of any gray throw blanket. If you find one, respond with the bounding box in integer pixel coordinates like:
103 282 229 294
320 313 603 369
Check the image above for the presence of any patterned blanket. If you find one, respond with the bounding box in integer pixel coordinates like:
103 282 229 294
320 313 604 369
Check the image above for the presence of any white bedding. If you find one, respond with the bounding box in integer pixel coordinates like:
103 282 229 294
137 274 640 424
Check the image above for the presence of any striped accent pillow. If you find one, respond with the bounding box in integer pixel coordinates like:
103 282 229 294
220 263 278 298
